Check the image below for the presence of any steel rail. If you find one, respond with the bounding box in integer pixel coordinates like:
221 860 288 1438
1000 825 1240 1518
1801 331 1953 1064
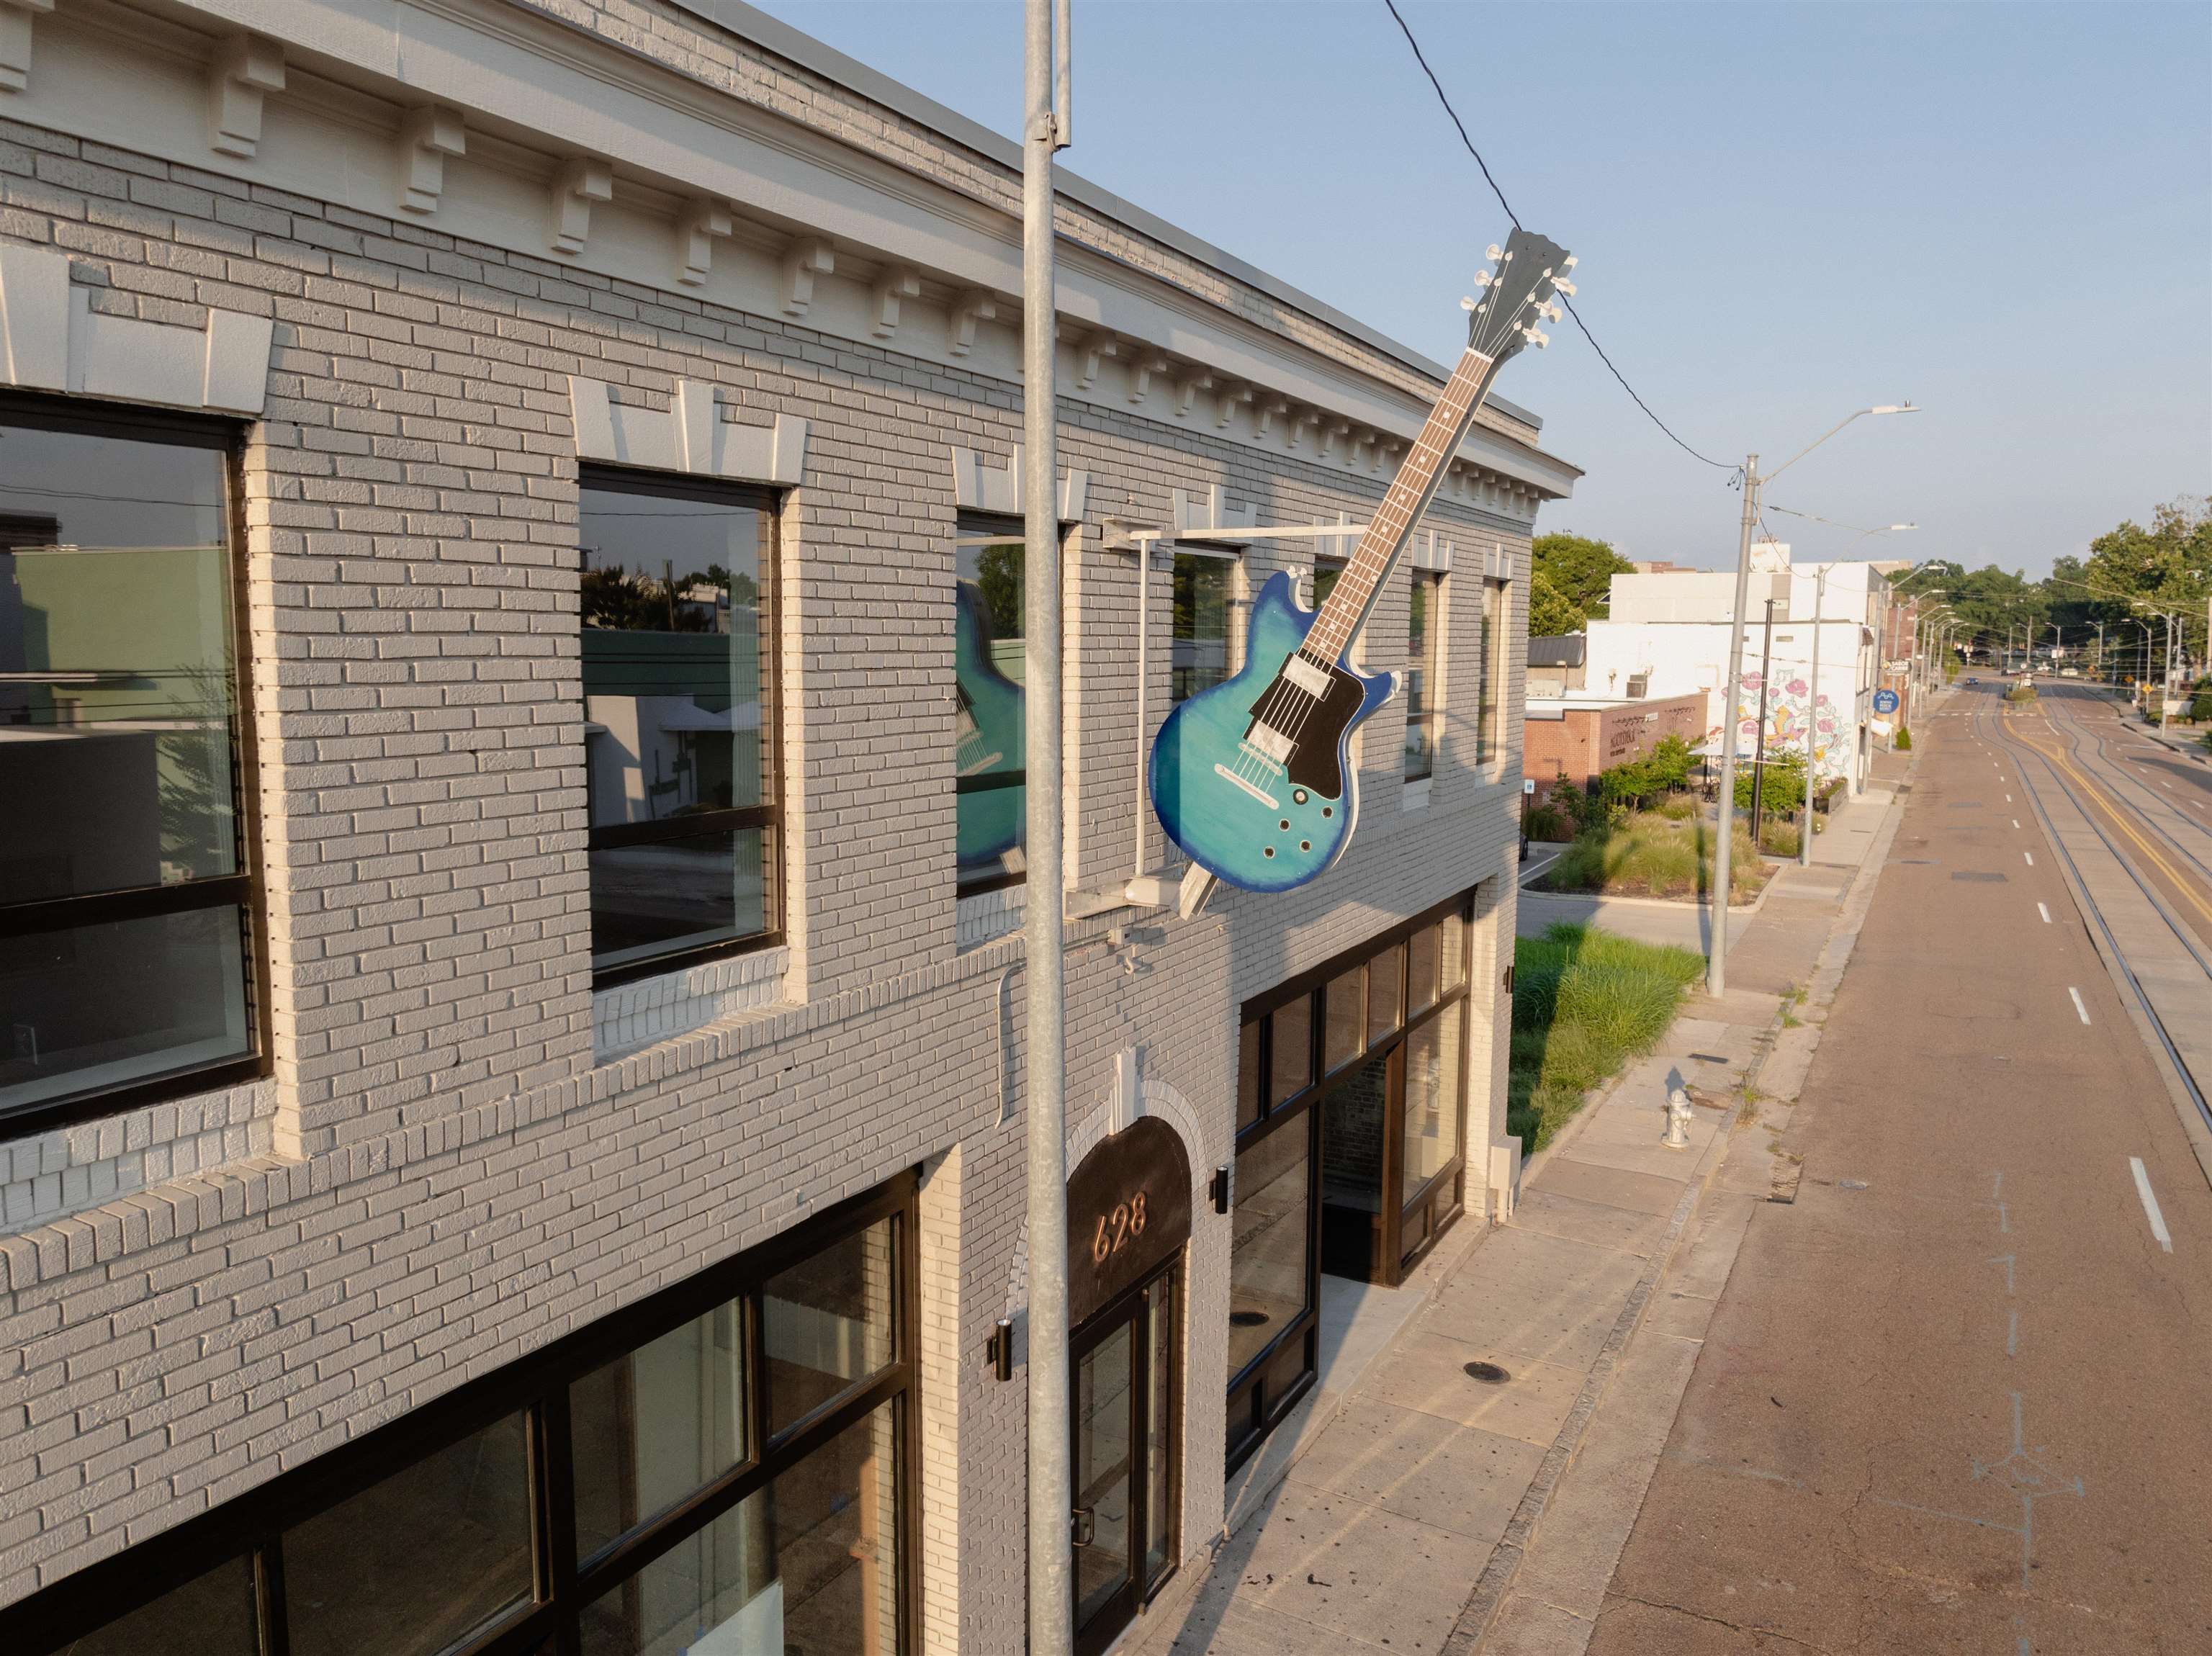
1977 698 2212 1133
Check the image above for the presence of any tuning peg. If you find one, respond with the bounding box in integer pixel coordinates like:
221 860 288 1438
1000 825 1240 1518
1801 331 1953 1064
1562 255 1578 270
1553 279 1576 297
1460 296 1477 311
1542 301 1563 322
1524 328 1550 349
1473 269 1493 287
1486 243 1503 261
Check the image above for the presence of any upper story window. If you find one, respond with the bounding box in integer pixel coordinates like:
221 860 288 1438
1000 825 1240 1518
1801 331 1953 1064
0 401 261 1130
1170 552 1233 705
956 516 1027 895
1403 570 1443 783
1477 577 1509 766
580 472 778 986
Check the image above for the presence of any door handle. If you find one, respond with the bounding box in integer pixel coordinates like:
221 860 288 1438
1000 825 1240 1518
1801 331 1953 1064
1071 1506 1095 1548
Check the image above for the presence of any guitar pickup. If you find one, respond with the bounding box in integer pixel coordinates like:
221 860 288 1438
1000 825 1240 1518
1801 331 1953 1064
1281 653 1331 697
1245 724 1293 764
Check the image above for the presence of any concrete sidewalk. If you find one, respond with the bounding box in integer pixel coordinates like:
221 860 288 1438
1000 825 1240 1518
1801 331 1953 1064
1124 755 1916 1656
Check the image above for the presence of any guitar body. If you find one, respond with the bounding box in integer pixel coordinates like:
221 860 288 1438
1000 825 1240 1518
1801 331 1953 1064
955 582 1026 873
1150 570 1397 893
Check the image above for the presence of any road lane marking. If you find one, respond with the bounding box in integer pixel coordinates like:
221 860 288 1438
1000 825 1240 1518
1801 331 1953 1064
2037 902 2051 923
2068 986 2090 1024
2023 851 2034 867
2129 1158 2173 1253
2012 819 2020 829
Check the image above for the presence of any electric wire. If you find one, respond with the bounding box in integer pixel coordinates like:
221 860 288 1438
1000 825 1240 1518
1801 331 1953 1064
1381 0 1737 475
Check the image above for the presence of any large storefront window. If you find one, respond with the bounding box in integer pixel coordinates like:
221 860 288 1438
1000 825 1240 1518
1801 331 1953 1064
955 516 1027 894
0 402 261 1130
1228 893 1476 1470
580 471 778 986
4 1180 919 1656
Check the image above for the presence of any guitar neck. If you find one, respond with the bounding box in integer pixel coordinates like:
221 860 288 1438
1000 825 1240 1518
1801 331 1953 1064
1303 346 1503 665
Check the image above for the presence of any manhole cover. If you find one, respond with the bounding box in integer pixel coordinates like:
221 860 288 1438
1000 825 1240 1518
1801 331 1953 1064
1951 871 2008 882
1946 801 1984 808
1463 1362 1511 1385
1228 1310 1270 1328
1894 858 1940 865
1838 1179 1869 1191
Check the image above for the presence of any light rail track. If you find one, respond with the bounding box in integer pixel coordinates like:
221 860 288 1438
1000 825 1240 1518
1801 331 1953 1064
1972 693 2212 1136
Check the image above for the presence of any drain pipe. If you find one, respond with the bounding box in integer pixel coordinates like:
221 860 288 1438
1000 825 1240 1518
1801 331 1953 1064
1132 534 1151 887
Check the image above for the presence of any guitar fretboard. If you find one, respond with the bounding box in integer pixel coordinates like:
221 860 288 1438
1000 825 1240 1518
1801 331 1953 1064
1302 346 1504 666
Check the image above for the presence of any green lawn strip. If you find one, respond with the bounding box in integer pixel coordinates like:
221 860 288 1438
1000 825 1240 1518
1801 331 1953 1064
1508 922 1706 1157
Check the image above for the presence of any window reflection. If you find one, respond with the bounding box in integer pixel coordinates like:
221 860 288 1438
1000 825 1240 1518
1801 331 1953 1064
1170 554 1231 704
0 417 254 1119
1401 1003 1462 1205
572 1300 750 1560
1323 966 1363 1073
63 1556 257 1655
1403 571 1440 783
955 526 1026 891
580 1405 899 1656
765 1218 896 1436
1366 944 1403 1045
580 482 773 976
284 1413 534 1656
1228 1121 1310 1378
1269 996 1311 1104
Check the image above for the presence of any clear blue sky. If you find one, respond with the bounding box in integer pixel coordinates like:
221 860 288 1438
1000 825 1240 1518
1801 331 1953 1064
746 1 2210 576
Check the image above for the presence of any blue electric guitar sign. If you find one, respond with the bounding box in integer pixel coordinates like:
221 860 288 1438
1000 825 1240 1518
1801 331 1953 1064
1148 227 1574 894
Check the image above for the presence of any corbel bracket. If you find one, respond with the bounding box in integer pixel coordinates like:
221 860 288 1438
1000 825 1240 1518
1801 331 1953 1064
675 198 732 287
209 34 284 159
950 290 999 356
550 157 613 255
0 0 55 96
397 106 465 216
781 236 835 316
871 266 921 338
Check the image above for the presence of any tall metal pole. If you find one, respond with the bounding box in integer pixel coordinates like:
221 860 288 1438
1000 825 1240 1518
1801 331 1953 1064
1022 1 1071 1648
1708 457 1758 995
1799 567 1826 866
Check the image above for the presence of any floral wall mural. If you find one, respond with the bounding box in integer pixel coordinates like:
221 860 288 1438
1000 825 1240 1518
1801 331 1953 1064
1712 670 1851 782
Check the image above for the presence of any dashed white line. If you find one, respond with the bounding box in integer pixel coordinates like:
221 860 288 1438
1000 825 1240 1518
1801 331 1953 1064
2012 819 2020 829
2130 1158 2174 1253
2023 851 2034 867
2037 902 2051 924
2068 986 2090 1024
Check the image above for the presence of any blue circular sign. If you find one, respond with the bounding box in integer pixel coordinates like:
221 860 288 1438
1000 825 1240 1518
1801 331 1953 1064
1873 689 1900 714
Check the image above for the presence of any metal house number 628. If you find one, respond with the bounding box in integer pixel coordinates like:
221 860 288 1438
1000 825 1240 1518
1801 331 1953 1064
1091 1192 1148 1264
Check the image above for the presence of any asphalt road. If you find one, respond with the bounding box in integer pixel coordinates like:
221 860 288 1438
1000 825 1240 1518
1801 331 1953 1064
1585 681 2212 1655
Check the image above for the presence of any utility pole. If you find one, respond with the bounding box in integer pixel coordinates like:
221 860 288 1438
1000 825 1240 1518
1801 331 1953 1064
1708 456 1759 996
1022 1 1072 1649
1800 568 1827 866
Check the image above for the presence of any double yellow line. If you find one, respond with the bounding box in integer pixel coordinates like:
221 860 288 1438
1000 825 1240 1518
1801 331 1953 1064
2007 716 2212 935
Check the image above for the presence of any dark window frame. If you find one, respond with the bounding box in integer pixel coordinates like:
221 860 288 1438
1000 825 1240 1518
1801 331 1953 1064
0 1171 924 1656
1227 889 1479 1472
0 390 271 1135
577 464 786 989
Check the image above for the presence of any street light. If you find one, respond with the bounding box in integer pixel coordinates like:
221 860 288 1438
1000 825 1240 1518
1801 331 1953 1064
1709 405 1920 996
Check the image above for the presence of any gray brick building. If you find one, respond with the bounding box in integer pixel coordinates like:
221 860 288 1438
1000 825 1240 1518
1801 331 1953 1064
0 2 1577 1651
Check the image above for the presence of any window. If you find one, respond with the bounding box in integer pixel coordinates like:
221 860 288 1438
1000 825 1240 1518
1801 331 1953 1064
1310 559 1344 611
1227 891 1478 1467
3 1179 920 1656
0 402 261 1129
1477 579 1509 765
1403 570 1442 783
580 472 778 985
1170 553 1233 705
956 516 1027 894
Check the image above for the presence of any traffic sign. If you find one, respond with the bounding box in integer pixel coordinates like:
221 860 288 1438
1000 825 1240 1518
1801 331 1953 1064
1873 689 1900 715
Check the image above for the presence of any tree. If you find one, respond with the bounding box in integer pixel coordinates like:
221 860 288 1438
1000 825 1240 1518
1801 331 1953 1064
1531 534 1633 630
1528 570 1583 639
2082 497 2211 649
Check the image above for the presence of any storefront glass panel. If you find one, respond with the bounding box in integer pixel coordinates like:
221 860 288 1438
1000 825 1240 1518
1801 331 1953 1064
66 1558 257 1655
1228 1119 1310 1378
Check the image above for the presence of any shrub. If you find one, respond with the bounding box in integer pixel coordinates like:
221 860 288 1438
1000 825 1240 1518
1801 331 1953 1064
1895 726 1912 750
1545 810 1767 901
2005 683 2038 704
1734 751 1807 816
2189 687 2212 723
1524 803 1571 842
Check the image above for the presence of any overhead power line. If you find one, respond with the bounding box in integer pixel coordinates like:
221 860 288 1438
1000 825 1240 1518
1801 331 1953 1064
1381 1 1738 475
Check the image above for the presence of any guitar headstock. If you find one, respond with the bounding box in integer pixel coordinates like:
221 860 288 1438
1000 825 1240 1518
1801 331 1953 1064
1463 227 1575 362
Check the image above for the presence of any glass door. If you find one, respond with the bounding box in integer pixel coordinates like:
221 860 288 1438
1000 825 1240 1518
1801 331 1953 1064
1071 1265 1180 1656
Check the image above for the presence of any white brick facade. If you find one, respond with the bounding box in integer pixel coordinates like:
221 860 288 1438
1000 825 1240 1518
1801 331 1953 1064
0 1 1570 1647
